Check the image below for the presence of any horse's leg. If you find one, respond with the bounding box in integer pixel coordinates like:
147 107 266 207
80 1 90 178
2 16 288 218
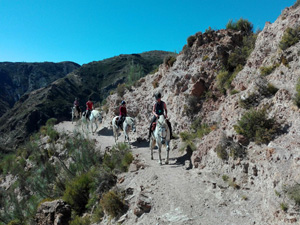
158 142 162 165
150 136 155 160
165 141 170 164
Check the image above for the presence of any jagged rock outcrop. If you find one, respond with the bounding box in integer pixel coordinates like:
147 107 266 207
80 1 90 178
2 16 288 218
35 199 71 225
0 61 80 117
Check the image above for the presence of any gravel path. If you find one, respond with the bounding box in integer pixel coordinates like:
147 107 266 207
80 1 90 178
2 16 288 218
54 120 256 225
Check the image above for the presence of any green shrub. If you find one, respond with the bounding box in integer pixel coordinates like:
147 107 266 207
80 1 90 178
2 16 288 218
91 204 104 223
280 202 288 212
284 183 300 205
260 65 276 76
187 35 196 47
103 143 133 172
226 18 253 34
279 27 300 50
294 77 300 107
46 118 57 127
69 216 91 225
164 55 176 67
234 108 278 144
7 219 23 225
100 190 127 218
230 89 239 95
63 173 93 215
226 35 256 72
185 96 201 117
222 175 229 182
267 83 279 95
202 55 209 61
217 65 243 94
216 144 228 160
116 83 126 97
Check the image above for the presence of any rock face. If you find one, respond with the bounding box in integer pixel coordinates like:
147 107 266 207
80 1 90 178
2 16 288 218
35 199 71 225
104 4 300 224
0 61 80 117
0 51 174 152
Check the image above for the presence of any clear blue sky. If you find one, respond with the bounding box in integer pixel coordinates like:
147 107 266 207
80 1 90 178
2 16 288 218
0 0 296 65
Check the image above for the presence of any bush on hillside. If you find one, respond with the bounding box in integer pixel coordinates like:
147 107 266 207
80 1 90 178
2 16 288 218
234 108 279 144
284 183 300 205
69 216 91 225
279 26 300 50
116 83 126 97
294 77 300 107
103 143 133 173
226 18 253 34
164 55 176 67
187 35 196 47
100 190 127 218
63 173 93 215
260 64 278 76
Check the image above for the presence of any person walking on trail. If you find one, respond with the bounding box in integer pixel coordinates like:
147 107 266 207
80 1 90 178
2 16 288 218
74 97 81 114
117 100 127 129
85 98 94 120
148 92 173 140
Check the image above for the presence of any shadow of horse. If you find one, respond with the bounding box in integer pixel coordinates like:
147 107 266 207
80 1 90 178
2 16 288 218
97 127 114 136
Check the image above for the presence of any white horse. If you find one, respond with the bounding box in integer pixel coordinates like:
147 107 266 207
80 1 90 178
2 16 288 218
112 116 136 144
150 115 171 165
71 107 81 124
81 110 102 134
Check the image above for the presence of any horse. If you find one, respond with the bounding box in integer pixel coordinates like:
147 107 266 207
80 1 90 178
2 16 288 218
150 115 171 165
71 106 81 124
112 116 136 144
81 110 102 134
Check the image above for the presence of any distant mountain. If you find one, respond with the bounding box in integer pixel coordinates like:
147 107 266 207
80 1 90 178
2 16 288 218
0 61 80 117
0 51 175 152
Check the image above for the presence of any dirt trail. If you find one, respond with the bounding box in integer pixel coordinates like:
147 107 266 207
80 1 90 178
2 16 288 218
55 120 251 225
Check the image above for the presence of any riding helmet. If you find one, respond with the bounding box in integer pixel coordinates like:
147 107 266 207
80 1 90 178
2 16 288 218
121 100 126 105
155 92 161 100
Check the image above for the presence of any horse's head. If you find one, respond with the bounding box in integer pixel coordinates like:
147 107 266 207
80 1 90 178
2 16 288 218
130 117 136 133
157 115 167 144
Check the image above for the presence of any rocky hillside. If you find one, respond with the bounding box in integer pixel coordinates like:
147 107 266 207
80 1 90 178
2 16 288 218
104 4 300 224
0 51 175 152
0 61 80 117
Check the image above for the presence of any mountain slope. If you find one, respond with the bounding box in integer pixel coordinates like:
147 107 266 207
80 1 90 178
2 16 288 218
0 61 80 117
103 4 300 224
0 51 175 152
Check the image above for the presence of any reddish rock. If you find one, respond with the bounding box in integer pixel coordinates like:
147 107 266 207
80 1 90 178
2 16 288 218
190 80 205 97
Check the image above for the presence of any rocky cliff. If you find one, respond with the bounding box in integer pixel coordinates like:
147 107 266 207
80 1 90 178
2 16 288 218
104 4 300 224
0 51 174 152
0 61 80 117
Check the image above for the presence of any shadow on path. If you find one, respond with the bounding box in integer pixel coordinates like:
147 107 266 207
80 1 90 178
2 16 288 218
131 139 149 148
173 148 193 169
97 127 113 136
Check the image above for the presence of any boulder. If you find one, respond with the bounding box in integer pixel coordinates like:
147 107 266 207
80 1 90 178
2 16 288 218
35 199 71 225
190 80 205 97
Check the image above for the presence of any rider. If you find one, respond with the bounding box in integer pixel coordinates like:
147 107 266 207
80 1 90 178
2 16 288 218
74 97 81 114
148 92 173 140
85 97 94 120
117 100 127 129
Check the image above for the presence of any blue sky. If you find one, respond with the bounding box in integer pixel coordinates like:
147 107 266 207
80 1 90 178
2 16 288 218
0 0 296 65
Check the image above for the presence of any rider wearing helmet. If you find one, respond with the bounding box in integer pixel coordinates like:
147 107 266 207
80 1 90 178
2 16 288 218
85 97 94 120
74 97 81 114
117 100 127 128
148 92 173 140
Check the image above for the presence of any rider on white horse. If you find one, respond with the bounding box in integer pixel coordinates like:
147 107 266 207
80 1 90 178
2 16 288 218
148 92 173 140
85 98 94 120
74 97 81 115
117 100 127 129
